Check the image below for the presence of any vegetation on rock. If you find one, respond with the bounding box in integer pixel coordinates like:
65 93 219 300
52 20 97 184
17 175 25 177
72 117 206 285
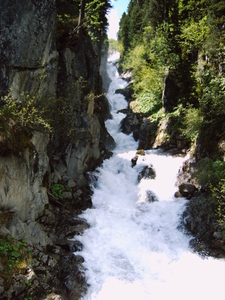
0 236 30 277
117 0 225 231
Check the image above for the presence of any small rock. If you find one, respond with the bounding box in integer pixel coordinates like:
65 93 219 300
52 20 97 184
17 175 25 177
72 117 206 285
68 179 77 188
131 155 138 168
62 176 70 182
136 149 145 156
62 191 73 199
43 293 65 300
48 256 57 268
174 191 181 198
55 239 83 252
214 239 224 249
74 255 85 264
73 190 83 198
213 231 223 239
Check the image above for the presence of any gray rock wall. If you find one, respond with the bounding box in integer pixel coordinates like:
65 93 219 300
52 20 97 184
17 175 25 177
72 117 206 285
0 131 49 222
0 0 58 99
0 0 110 242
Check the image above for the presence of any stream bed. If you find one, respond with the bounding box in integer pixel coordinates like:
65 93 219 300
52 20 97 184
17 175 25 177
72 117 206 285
76 53 225 300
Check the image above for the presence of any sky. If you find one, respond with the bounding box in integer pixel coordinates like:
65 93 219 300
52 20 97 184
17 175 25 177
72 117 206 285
107 0 130 40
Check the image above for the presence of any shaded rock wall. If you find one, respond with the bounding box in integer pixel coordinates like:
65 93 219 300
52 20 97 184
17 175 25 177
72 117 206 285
0 0 58 99
0 0 111 240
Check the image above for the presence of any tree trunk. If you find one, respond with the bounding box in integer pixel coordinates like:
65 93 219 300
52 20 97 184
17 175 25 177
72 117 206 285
77 0 86 35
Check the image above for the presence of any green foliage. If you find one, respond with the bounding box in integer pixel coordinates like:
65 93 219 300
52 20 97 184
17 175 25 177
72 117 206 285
56 0 111 45
200 74 225 125
0 238 29 272
181 16 209 57
182 105 203 142
122 42 162 115
0 94 51 132
118 12 130 52
51 184 64 200
196 159 225 190
211 179 225 228
85 0 111 40
50 183 72 200
108 39 122 53
194 159 225 228
56 0 80 47
117 0 225 229
118 0 225 141
0 93 52 155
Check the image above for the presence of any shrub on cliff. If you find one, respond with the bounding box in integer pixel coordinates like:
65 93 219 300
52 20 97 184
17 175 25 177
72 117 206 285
0 93 51 155
194 159 225 229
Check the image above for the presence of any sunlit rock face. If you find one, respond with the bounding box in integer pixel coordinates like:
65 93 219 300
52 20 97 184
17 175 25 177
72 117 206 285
0 131 49 222
0 0 58 99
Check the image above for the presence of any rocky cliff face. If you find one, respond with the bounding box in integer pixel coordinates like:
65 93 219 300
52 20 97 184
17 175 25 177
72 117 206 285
0 0 110 221
0 0 58 99
0 1 111 298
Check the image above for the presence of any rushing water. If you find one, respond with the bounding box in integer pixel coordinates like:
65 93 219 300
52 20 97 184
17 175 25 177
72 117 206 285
77 53 225 300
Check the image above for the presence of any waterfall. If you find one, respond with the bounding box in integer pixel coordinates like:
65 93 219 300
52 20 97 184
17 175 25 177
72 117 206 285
76 52 225 300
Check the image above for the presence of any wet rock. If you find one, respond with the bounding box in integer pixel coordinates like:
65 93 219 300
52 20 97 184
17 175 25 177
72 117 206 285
146 191 158 203
181 194 224 257
178 183 197 199
189 238 208 255
139 120 157 149
138 165 156 182
120 110 141 135
174 191 182 198
55 239 83 252
131 155 138 168
58 253 88 299
46 245 62 255
115 84 133 101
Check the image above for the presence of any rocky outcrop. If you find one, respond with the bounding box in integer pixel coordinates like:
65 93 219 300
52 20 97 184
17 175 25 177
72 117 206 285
182 194 225 257
175 149 225 257
162 70 179 113
119 108 142 137
0 201 90 299
0 0 113 298
0 131 49 223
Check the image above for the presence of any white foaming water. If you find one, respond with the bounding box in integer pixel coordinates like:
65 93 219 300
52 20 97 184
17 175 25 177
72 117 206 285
77 53 225 300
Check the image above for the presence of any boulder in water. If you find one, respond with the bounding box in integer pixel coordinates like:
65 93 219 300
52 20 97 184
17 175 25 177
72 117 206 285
178 183 197 199
138 165 156 182
131 155 138 168
146 191 158 203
